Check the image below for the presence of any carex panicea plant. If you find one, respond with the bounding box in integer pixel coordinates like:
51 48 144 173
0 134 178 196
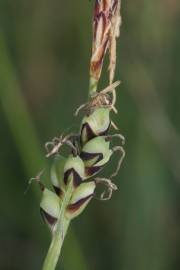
30 1 125 269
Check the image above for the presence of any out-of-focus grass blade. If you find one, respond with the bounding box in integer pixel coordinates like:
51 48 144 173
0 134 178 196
0 32 89 270
0 32 46 183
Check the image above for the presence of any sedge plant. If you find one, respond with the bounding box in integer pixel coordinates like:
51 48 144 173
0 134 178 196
31 1 125 269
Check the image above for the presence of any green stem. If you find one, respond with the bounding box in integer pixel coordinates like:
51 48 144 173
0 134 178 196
89 76 98 96
42 219 70 270
42 182 73 270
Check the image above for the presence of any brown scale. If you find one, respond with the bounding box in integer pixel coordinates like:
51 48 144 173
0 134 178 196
67 194 93 213
40 208 58 227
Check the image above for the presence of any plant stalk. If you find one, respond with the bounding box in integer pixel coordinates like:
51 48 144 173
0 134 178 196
89 77 98 96
42 182 73 270
43 0 122 268
42 219 70 270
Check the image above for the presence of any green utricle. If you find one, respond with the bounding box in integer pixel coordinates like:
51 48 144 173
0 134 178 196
82 136 112 167
66 181 96 219
64 155 85 179
50 155 66 191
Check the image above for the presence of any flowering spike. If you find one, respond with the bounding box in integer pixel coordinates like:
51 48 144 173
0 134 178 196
90 0 111 92
37 1 125 269
109 0 121 84
89 0 121 94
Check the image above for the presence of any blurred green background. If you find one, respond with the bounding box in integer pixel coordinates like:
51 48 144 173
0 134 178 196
0 0 180 269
